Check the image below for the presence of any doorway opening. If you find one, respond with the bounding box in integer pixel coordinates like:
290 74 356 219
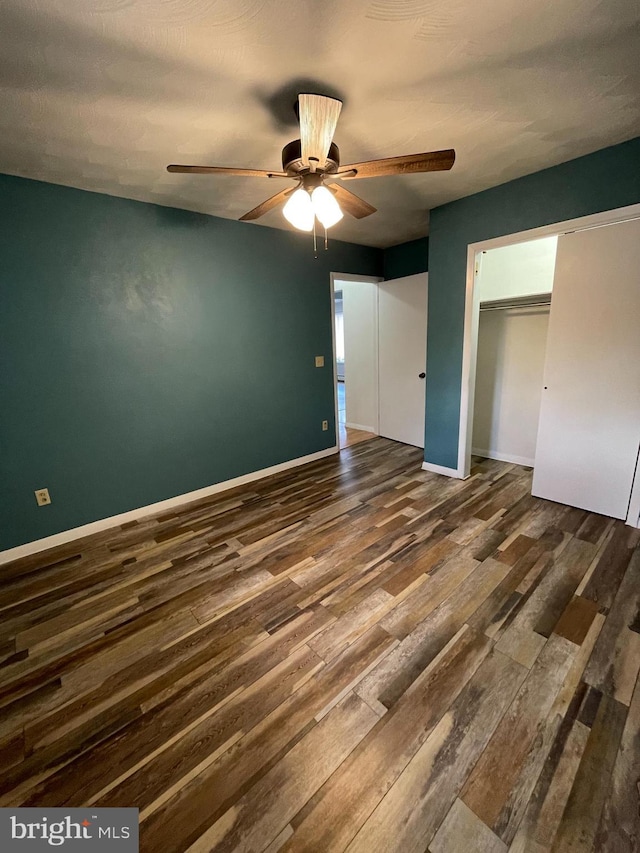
332 276 380 449
330 271 428 451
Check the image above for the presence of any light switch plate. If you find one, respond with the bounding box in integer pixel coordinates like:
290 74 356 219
315 356 325 368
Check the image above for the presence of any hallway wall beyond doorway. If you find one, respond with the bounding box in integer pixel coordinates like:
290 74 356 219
337 381 376 448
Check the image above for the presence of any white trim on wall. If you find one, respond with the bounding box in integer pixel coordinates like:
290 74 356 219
472 448 535 467
457 245 482 479
627 446 640 529
421 461 464 478
0 445 339 566
345 422 376 433
457 202 640 528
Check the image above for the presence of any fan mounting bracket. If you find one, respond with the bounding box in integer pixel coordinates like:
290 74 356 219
281 139 340 177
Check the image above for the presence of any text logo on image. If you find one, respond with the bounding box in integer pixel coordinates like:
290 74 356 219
0 809 138 851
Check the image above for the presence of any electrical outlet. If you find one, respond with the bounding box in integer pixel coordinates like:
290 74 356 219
315 355 325 368
322 420 329 431
35 488 51 507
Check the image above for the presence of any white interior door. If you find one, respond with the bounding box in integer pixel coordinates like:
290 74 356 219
532 219 640 519
378 273 428 448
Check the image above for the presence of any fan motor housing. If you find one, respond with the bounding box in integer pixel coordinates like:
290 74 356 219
282 140 340 175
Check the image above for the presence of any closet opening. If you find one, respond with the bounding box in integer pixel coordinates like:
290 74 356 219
457 202 640 526
471 237 557 469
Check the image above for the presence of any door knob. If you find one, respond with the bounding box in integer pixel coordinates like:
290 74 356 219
419 372 426 379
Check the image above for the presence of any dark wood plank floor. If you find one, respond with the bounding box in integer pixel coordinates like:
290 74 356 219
1 437 639 852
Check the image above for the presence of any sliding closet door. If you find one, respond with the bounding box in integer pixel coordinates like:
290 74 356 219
532 218 640 519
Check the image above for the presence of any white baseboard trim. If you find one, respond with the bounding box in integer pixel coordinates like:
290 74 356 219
421 461 465 479
472 448 535 467
0 445 340 566
345 422 376 433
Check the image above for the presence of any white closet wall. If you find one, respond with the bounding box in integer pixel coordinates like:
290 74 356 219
473 307 550 466
479 237 557 301
341 280 378 433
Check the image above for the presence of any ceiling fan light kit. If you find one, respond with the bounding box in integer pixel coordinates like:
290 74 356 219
167 93 455 250
282 187 314 231
282 184 344 232
311 185 343 228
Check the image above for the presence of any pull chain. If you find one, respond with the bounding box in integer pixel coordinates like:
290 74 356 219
313 218 318 258
324 225 328 251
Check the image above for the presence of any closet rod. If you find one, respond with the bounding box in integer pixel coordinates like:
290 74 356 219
479 293 552 312
480 301 551 312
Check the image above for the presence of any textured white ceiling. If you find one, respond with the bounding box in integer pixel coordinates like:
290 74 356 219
1 0 638 247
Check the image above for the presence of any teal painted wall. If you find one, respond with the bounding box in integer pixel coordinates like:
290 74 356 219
383 236 428 280
425 136 640 470
0 174 382 550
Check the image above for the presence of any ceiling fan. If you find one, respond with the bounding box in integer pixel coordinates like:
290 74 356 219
167 94 455 235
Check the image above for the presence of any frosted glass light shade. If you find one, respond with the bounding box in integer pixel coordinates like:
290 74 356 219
283 189 314 231
311 186 343 228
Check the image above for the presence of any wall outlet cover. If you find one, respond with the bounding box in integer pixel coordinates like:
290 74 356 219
315 355 325 367
35 488 51 507
322 420 329 431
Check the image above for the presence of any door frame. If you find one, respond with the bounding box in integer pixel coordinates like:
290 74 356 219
457 202 640 527
330 272 383 448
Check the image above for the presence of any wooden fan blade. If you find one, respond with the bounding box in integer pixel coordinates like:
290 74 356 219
298 94 342 170
337 149 456 179
239 187 294 221
167 165 289 178
330 184 377 219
